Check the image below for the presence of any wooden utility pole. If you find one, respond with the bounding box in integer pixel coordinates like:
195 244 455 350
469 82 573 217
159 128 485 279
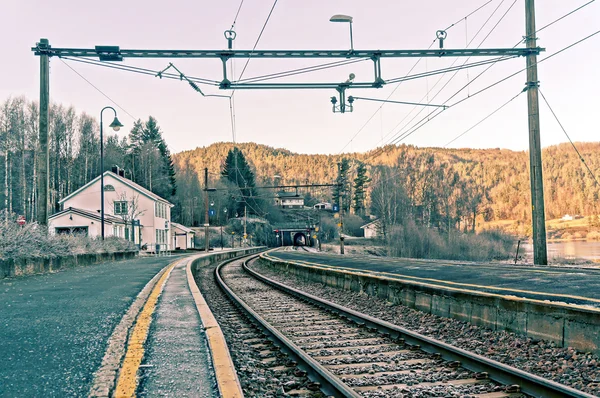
243 205 247 247
525 0 548 265
337 163 345 255
204 167 210 252
37 38 50 225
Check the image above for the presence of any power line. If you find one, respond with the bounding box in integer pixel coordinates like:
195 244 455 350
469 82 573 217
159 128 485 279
351 96 447 108
444 90 524 147
539 89 600 187
368 29 600 161
237 58 367 84
385 55 518 84
531 0 596 37
61 56 219 85
235 0 279 84
230 0 245 30
379 0 516 149
336 0 498 154
58 58 137 120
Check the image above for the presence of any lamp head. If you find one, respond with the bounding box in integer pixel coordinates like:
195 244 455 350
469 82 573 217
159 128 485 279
109 116 124 132
330 14 353 23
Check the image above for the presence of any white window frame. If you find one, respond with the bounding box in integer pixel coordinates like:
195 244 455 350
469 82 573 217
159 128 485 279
114 201 128 215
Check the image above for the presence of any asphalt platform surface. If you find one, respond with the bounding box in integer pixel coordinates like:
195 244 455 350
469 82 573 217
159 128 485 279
0 255 180 397
138 258 217 398
269 250 600 307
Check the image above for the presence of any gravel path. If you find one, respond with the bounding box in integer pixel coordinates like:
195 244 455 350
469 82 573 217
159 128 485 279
195 259 326 397
252 258 600 396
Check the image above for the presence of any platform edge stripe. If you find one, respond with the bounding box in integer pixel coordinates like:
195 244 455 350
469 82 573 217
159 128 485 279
88 258 179 398
186 258 244 398
113 258 182 397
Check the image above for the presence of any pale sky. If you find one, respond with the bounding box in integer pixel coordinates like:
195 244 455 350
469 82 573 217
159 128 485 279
2 0 599 155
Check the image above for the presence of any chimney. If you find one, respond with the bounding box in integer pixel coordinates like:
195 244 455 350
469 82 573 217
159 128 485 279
119 169 125 177
111 165 119 174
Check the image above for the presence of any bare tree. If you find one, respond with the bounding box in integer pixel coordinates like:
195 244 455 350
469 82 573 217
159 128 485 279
111 192 145 242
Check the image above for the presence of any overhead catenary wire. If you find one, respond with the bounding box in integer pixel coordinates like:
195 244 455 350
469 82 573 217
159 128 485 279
336 0 498 154
236 58 368 84
230 0 246 30
61 56 220 85
367 29 600 162
379 0 596 151
58 58 137 120
444 90 524 147
384 55 518 85
229 0 280 219
539 89 600 188
350 96 447 109
379 0 516 150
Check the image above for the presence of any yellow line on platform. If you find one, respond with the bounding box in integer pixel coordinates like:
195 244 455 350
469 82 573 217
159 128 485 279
264 253 600 305
113 258 182 398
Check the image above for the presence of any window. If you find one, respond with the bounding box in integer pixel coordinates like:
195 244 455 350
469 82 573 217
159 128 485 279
104 185 115 192
156 229 167 244
155 202 168 219
114 201 128 215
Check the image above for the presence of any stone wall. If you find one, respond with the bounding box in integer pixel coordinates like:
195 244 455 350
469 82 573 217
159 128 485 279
190 247 265 275
0 251 138 279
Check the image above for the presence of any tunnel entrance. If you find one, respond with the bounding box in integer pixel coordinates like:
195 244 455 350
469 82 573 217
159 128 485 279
293 232 307 246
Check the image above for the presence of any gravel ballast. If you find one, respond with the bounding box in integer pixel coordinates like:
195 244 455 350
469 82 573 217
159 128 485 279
195 260 326 397
253 258 600 396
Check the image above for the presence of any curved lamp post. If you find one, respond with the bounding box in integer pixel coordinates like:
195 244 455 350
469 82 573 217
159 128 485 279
330 14 354 53
100 106 123 240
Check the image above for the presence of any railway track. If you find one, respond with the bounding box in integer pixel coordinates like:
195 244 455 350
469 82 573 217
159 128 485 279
216 254 595 398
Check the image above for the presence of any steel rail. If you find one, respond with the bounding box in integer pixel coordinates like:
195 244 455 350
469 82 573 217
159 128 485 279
244 257 596 398
215 254 360 398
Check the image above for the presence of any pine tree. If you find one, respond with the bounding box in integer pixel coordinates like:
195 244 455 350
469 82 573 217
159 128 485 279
221 147 257 215
352 162 370 215
333 158 351 212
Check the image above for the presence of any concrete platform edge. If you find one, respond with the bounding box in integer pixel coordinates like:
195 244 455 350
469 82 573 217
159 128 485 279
187 248 265 398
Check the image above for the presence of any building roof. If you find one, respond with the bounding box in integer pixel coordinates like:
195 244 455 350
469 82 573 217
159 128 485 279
360 219 381 229
58 171 174 206
276 191 304 199
48 207 130 224
171 222 194 234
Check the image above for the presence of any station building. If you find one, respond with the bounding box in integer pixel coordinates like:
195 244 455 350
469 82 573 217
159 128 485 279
48 170 174 251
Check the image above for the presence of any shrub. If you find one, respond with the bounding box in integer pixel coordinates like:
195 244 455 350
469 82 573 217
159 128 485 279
587 231 600 241
0 211 137 261
386 220 515 262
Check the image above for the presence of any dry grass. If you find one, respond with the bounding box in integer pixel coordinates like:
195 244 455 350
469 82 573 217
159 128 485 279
0 211 137 261
386 221 515 262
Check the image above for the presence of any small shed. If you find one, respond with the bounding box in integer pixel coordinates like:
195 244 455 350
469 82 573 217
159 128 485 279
360 219 381 239
171 222 195 250
313 202 333 210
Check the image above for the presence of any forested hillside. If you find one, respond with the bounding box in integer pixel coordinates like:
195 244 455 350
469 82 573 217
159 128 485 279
1 95 598 232
174 141 600 225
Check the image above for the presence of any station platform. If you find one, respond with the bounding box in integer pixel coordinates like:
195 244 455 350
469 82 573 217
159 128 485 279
267 250 600 308
137 256 217 397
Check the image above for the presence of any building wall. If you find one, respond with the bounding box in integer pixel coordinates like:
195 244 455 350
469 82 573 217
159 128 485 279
48 212 117 238
61 174 172 250
363 225 378 239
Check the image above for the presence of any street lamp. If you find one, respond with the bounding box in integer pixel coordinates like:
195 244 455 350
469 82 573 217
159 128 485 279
100 106 123 240
330 14 354 53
